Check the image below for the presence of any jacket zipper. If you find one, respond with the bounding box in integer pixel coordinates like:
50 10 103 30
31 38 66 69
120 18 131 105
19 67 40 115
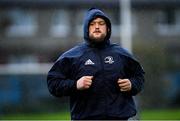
95 48 108 115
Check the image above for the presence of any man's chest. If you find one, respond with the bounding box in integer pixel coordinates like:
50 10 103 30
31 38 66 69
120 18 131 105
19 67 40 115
73 51 127 80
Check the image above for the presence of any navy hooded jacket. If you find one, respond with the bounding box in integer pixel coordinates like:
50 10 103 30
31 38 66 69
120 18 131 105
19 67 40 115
47 8 145 120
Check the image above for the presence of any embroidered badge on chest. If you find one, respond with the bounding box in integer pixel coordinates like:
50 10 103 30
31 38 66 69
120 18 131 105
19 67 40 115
104 56 114 64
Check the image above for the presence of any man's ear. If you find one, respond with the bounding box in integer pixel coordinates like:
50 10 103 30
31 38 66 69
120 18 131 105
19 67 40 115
107 27 110 32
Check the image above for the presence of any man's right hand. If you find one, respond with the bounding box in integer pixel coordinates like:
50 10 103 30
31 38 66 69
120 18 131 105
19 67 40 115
76 76 93 90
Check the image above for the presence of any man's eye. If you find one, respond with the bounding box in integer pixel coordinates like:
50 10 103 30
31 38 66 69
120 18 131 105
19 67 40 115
90 23 95 26
99 22 105 25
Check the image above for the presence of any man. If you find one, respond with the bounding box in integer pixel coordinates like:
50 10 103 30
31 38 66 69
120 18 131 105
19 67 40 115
47 8 145 120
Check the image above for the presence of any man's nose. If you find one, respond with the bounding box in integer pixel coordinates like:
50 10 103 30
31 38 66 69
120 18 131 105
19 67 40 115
95 23 99 28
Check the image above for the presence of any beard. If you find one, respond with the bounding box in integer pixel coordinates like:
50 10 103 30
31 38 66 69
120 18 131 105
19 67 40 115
89 33 106 44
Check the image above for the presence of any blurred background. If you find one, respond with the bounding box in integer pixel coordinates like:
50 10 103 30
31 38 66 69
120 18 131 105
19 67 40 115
0 0 180 120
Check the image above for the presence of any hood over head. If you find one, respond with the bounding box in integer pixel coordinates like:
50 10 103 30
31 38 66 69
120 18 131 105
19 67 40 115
83 8 111 47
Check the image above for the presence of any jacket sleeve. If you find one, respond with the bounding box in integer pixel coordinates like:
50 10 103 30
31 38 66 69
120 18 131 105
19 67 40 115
125 58 145 96
47 57 77 97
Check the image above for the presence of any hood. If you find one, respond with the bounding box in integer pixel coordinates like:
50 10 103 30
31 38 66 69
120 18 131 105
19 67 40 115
83 8 111 47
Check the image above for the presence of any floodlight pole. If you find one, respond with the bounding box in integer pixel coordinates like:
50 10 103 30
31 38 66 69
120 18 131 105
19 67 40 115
119 0 132 53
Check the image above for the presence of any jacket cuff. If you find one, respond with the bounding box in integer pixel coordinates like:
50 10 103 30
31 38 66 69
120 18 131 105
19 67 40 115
124 78 138 96
69 79 78 94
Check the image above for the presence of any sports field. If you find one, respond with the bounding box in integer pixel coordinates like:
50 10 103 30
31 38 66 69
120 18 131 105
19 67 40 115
2 109 180 120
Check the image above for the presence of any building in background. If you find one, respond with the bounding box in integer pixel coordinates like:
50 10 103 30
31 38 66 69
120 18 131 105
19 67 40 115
0 0 180 63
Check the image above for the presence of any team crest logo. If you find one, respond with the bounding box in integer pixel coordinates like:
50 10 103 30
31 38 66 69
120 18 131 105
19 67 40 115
104 56 114 64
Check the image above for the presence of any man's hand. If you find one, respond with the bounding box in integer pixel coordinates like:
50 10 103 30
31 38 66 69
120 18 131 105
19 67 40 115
117 79 132 92
77 76 93 90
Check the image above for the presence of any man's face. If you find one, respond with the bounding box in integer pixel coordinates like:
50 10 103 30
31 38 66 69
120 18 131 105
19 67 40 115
89 18 107 42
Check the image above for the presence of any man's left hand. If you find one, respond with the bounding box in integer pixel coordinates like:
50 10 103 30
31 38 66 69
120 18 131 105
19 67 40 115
117 79 132 92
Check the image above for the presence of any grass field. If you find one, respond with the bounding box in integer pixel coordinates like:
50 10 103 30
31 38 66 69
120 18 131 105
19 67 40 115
2 109 180 120
140 109 180 120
